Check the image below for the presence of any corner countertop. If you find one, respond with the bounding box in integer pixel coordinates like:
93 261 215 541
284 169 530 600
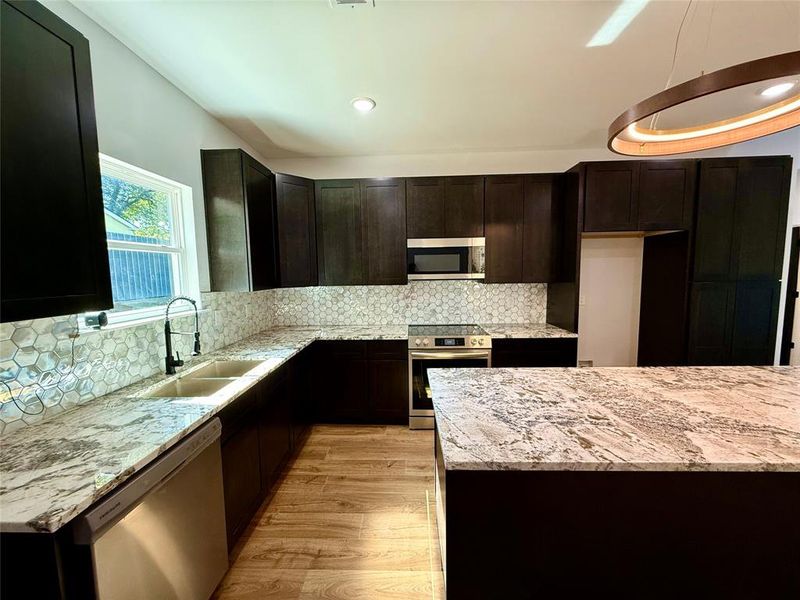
481 323 577 339
429 366 800 472
0 322 572 534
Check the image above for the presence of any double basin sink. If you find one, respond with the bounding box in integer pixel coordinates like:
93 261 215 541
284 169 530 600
143 360 264 398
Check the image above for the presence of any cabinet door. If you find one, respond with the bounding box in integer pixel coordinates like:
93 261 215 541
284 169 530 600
315 180 365 285
693 159 740 281
485 175 524 283
275 173 317 287
732 157 791 281
687 282 735 365
315 341 368 423
367 341 409 424
491 338 577 367
730 280 781 365
407 177 445 238
221 417 262 548
522 174 557 283
243 157 278 290
1 1 112 322
290 347 315 447
584 162 639 232
637 160 696 230
445 176 484 237
363 178 407 285
258 375 292 492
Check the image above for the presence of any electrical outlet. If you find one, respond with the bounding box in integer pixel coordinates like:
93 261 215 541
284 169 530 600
579 295 586 306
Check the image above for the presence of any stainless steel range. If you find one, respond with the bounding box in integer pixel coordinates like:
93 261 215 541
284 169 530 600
408 324 492 429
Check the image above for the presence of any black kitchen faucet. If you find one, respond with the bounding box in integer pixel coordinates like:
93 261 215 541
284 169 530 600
164 296 201 375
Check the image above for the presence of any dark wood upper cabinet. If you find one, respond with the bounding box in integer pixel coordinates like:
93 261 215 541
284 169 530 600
584 160 696 233
583 162 640 232
637 160 696 230
202 149 277 291
486 174 562 283
275 174 318 287
1 0 112 322
694 156 792 282
407 178 445 238
315 179 406 286
485 175 525 283
315 180 365 285
693 159 739 281
522 174 560 283
407 176 484 239
731 157 792 281
362 178 407 285
444 176 484 237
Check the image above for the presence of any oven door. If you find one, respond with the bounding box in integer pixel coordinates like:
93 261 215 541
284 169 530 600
408 349 491 415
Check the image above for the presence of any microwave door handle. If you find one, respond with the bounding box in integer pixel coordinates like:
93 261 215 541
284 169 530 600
410 350 491 360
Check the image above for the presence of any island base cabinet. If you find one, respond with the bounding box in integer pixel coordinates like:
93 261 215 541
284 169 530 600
438 465 800 598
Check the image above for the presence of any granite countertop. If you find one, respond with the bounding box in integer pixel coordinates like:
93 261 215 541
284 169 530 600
481 323 577 339
429 366 800 472
0 325 403 534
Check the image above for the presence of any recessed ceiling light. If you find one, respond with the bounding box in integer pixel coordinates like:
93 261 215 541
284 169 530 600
760 81 796 98
352 97 376 112
586 0 650 47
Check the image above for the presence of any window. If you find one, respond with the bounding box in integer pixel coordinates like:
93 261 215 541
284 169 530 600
91 154 200 326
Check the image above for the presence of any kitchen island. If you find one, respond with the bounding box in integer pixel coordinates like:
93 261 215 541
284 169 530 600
429 366 800 598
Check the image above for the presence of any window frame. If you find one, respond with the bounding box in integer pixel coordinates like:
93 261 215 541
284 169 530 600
84 154 201 329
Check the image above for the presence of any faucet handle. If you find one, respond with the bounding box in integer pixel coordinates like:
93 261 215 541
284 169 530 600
175 351 184 367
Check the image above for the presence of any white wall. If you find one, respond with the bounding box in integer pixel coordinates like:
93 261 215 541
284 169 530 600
577 237 644 367
43 1 271 293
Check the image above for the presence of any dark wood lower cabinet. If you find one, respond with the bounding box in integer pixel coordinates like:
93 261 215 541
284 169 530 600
315 340 408 424
315 341 369 423
688 282 735 365
730 280 781 365
367 341 409 424
220 415 262 549
688 280 780 366
258 371 292 493
491 338 577 368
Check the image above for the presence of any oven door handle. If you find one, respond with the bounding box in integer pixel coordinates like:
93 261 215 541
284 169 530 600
409 350 491 360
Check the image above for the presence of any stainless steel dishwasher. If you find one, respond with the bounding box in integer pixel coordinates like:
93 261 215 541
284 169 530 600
74 418 228 600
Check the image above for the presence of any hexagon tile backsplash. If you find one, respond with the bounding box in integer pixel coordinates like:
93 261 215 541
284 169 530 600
0 281 546 432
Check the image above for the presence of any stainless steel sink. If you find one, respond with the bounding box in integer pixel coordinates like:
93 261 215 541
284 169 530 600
185 360 263 379
143 378 232 398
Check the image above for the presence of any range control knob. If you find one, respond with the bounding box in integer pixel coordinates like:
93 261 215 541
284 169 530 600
477 338 484 346
423 338 430 346
471 338 478 346
415 338 421 346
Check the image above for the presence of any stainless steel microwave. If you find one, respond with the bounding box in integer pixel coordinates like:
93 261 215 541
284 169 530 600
407 238 485 280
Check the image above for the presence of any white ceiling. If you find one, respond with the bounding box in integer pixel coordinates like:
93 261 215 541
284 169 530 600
74 0 800 159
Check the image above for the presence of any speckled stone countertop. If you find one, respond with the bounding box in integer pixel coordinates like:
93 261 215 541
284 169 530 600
429 366 800 472
0 325 407 534
481 323 577 339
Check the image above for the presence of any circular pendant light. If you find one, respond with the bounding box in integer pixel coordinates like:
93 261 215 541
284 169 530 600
608 51 800 156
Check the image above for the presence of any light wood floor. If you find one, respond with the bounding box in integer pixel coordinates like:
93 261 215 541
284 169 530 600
213 425 445 600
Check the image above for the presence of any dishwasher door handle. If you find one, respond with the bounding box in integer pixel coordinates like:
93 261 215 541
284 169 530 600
73 418 221 544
